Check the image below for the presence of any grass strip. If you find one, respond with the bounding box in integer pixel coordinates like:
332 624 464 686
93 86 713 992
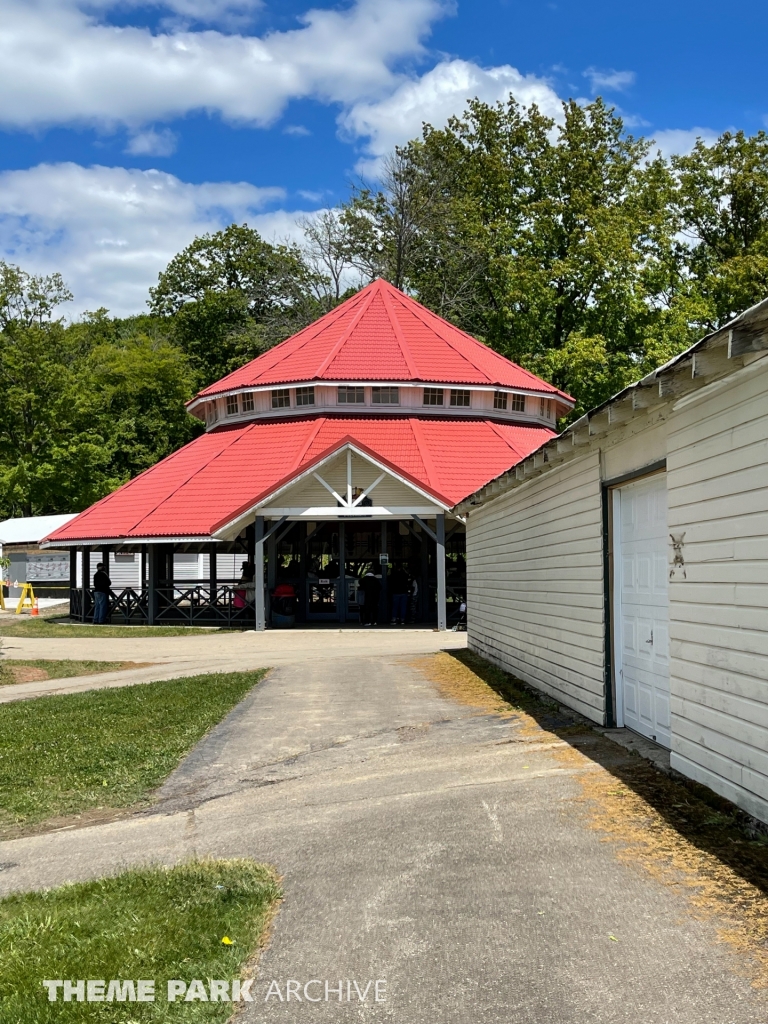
0 670 265 836
0 618 222 638
0 858 281 1023
0 660 151 685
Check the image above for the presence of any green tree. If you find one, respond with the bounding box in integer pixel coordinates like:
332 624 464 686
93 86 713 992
150 224 323 387
672 130 768 329
0 270 198 518
333 98 693 414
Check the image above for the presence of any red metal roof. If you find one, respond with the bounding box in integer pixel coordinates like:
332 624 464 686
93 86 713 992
46 416 555 543
195 279 570 400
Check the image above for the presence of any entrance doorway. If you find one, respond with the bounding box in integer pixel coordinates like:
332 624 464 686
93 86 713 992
271 519 466 626
613 474 671 747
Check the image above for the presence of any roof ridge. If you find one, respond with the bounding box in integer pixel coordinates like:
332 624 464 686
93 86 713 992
408 417 442 497
389 289 493 383
485 419 528 460
392 288 564 394
380 282 419 377
314 284 379 377
127 422 259 536
291 416 326 472
199 288 369 396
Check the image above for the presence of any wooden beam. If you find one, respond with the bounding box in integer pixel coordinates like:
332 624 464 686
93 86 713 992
729 327 768 358
608 401 633 426
632 385 665 410
658 368 699 399
588 411 610 436
692 346 731 378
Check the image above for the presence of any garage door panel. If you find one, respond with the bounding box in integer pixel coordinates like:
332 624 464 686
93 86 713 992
616 474 671 748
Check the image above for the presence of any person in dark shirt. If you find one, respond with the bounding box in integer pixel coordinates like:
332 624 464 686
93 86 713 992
92 562 111 625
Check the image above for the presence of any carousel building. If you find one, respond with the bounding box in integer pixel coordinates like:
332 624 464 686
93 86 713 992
45 279 573 628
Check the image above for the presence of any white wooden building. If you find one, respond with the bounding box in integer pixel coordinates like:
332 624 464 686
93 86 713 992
456 298 768 824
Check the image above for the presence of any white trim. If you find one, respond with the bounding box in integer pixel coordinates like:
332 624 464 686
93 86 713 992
41 535 214 549
213 441 450 539
672 354 768 412
256 506 445 519
187 379 572 414
612 489 625 728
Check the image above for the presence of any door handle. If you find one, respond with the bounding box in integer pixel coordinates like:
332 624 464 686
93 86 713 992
645 630 654 645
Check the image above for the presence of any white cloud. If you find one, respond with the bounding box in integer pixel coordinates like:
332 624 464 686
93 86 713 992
0 163 287 317
650 127 721 158
341 58 564 176
0 0 446 130
125 127 178 156
283 124 311 137
584 67 636 93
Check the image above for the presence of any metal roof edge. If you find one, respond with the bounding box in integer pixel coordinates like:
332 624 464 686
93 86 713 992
453 297 768 515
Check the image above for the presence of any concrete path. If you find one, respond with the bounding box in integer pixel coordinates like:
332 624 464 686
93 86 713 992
0 654 764 1023
0 627 465 702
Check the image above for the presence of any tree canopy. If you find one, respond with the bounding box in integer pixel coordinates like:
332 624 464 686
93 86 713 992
2 101 768 518
149 224 324 387
0 273 197 518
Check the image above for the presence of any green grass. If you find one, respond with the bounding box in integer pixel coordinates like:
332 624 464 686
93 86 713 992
0 858 282 1023
0 670 266 835
0 660 149 685
0 618 222 638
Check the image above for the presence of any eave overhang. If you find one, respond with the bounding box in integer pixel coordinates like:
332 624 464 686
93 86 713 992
455 296 768 516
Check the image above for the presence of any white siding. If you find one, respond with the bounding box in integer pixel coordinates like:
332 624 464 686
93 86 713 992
667 358 768 822
466 452 606 722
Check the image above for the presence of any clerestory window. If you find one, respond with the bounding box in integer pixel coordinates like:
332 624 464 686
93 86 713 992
423 387 444 406
372 386 400 405
338 385 365 404
295 386 315 407
450 389 471 407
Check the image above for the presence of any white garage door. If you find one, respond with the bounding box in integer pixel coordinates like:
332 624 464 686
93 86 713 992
614 474 671 748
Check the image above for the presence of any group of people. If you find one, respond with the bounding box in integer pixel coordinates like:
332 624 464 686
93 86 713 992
357 562 417 626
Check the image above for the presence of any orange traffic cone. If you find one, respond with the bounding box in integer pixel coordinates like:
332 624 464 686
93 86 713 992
31 598 39 617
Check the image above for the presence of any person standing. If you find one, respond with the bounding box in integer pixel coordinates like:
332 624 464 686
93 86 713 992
92 561 111 625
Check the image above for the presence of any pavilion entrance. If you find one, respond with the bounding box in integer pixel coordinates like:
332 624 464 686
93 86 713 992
271 519 466 626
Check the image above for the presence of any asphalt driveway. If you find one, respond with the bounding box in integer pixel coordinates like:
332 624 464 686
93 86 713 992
0 652 765 1023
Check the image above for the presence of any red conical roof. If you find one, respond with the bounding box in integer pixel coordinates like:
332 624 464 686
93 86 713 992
196 278 570 400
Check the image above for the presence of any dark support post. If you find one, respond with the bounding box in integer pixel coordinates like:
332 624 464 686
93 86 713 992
436 513 447 631
81 547 90 622
267 528 277 626
255 517 265 630
148 546 159 625
338 521 346 624
69 548 78 615
420 525 429 623
208 543 217 609
380 521 388 625
299 522 307 624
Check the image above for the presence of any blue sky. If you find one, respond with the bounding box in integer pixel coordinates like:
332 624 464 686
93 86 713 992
0 0 766 316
